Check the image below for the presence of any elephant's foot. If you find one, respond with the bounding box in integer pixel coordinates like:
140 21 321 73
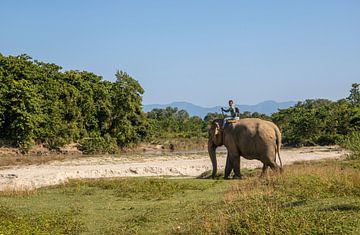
233 175 242 180
269 162 282 174
260 171 268 178
260 164 268 178
259 173 269 180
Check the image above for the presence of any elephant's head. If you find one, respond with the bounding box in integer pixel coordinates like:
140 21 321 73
208 119 224 178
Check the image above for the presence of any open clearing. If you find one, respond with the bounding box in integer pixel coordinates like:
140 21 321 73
0 146 346 191
0 158 359 234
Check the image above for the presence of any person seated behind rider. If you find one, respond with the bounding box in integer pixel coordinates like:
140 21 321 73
221 100 240 129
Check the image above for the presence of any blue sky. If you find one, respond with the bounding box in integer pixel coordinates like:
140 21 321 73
1 1 359 106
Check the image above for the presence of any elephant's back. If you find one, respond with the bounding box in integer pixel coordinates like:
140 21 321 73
235 118 275 136
233 118 277 154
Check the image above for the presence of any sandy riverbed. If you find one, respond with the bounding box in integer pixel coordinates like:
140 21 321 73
0 146 347 191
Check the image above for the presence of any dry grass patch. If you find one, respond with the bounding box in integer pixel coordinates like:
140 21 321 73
0 154 76 168
183 160 360 234
0 187 38 197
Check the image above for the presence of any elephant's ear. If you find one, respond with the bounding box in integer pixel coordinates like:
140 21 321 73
214 122 221 136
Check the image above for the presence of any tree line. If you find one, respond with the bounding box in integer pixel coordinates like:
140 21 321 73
140 84 360 151
0 54 359 153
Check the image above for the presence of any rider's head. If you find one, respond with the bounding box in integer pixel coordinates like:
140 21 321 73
228 100 234 106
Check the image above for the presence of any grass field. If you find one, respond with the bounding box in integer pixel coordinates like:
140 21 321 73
0 159 360 234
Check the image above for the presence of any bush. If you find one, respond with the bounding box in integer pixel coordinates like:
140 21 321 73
341 131 360 159
78 134 118 154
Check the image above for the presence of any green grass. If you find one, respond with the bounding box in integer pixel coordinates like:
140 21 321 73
0 204 85 234
0 178 228 234
0 160 360 234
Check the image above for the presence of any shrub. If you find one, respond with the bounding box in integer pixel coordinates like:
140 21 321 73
341 131 360 160
78 134 118 154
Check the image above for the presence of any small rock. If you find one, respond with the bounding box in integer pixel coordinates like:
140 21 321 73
0 174 18 179
129 168 138 174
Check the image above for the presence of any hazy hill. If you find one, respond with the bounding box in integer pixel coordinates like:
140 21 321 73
143 100 297 118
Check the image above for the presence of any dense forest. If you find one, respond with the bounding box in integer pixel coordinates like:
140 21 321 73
0 54 359 155
0 54 148 152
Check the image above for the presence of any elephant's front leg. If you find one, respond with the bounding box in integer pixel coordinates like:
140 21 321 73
232 156 241 179
224 154 241 179
224 153 233 179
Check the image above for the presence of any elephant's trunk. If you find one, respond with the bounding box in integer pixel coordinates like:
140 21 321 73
208 140 217 179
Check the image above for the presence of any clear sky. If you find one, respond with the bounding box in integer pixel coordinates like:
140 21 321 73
1 1 359 106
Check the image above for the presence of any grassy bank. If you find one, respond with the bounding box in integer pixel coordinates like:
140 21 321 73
0 159 360 234
144 136 208 151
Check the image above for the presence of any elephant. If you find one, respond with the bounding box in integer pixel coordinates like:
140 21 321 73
208 118 282 179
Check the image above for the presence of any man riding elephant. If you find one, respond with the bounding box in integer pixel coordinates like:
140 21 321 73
221 100 240 129
208 117 282 179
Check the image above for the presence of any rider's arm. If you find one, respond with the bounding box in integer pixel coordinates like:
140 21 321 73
222 107 230 112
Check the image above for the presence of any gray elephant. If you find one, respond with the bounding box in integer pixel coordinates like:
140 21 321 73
208 118 282 179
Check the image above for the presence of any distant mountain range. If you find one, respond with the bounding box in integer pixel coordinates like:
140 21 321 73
143 100 298 118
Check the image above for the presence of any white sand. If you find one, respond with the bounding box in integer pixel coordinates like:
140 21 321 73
0 146 346 191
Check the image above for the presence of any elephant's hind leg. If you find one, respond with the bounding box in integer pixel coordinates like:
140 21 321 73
260 164 268 178
265 148 281 174
269 161 281 173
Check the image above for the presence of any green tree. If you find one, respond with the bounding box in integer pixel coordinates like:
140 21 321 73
0 54 149 152
0 54 43 149
204 112 223 123
110 70 148 146
348 83 360 105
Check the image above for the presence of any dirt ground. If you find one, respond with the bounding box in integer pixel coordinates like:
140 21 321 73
0 146 347 191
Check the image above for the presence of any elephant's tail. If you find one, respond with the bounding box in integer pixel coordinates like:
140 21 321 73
275 128 283 170
277 148 283 170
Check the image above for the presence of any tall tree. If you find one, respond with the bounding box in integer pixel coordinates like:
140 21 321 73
348 83 360 105
110 70 148 146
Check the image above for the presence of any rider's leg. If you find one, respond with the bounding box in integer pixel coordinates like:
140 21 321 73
222 117 231 129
